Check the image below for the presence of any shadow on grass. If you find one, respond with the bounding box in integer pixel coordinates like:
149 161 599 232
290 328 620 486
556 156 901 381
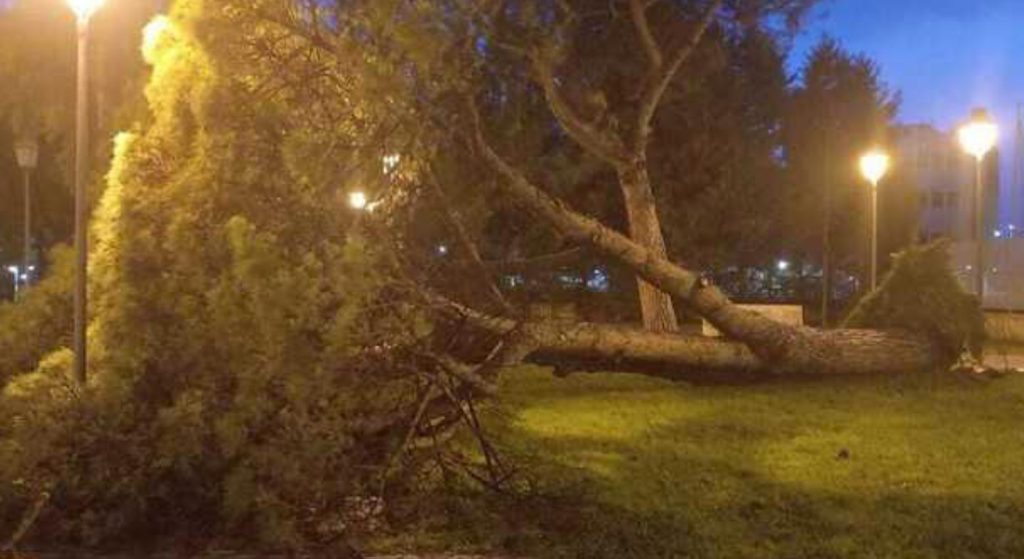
412 373 1024 559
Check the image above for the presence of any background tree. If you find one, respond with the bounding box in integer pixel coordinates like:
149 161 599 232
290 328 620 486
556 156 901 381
782 37 899 319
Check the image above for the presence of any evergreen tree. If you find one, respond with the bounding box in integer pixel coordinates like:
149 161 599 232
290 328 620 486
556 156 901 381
782 37 899 307
0 1 440 550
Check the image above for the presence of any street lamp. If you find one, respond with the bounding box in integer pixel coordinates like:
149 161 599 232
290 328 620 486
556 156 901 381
958 108 998 301
14 139 39 287
349 191 369 210
66 0 106 385
859 150 890 290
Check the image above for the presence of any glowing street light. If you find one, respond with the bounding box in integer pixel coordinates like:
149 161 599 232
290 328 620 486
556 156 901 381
349 191 369 210
959 109 998 160
65 0 107 385
958 108 998 300
859 151 890 188
860 150 890 291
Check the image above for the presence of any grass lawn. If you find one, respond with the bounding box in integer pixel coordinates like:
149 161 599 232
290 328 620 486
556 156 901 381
384 366 1024 558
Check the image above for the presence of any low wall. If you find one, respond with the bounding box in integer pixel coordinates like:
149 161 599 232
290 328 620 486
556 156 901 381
986 311 1024 344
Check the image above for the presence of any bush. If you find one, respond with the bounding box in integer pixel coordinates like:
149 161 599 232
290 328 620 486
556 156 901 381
0 1 434 551
0 245 73 387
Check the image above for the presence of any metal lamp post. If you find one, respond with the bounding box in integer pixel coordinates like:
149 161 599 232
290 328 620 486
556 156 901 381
14 138 39 288
958 108 999 302
66 0 106 385
859 150 890 291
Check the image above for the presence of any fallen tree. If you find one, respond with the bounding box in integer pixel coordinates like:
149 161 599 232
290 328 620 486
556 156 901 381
453 100 977 377
229 0 979 382
425 236 975 380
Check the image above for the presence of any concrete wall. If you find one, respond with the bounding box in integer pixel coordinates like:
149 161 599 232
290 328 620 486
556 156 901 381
950 239 1024 310
986 311 1024 344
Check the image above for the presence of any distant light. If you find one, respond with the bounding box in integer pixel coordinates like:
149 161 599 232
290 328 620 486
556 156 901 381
966 265 973 271
349 191 368 210
437 244 449 256
777 260 790 272
6 266 18 275
586 267 611 292
958 108 998 160
382 153 401 175
995 230 1003 238
859 150 890 187
65 0 105 21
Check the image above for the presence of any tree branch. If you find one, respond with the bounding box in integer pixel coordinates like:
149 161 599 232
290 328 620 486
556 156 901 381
633 0 722 152
531 54 631 166
425 166 516 316
630 0 663 70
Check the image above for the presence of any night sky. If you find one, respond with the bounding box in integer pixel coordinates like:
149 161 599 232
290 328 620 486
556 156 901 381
790 0 1024 224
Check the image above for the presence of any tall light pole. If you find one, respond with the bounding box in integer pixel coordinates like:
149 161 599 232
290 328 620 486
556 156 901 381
958 108 998 302
67 0 106 385
14 138 39 287
860 150 890 291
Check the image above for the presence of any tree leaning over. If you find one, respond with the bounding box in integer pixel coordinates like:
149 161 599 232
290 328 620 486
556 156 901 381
234 0 978 377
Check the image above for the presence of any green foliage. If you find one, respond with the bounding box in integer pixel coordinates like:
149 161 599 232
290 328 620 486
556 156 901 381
0 0 432 551
843 240 985 358
0 245 73 386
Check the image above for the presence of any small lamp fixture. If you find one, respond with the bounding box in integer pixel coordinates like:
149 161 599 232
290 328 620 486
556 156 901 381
859 150 890 187
349 191 369 210
14 139 39 171
958 108 998 160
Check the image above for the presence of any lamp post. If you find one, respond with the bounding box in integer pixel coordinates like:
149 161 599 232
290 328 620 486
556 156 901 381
14 139 39 287
859 150 890 291
958 108 998 302
66 0 106 385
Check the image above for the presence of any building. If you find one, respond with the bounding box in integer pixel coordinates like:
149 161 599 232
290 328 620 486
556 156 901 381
892 124 1000 242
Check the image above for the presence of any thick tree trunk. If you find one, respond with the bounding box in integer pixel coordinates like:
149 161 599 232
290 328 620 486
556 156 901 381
431 292 943 376
618 160 679 333
467 114 953 376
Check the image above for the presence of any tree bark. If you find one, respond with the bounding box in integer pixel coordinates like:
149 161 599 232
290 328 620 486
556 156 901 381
428 290 942 377
618 160 679 333
466 102 951 376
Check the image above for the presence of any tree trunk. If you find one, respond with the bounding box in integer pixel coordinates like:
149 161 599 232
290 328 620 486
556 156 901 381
429 292 943 377
618 160 679 333
468 120 953 376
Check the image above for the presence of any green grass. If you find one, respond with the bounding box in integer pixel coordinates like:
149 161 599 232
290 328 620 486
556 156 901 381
385 367 1024 558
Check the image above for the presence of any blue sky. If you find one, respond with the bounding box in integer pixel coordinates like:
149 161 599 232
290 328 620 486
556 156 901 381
790 0 1024 224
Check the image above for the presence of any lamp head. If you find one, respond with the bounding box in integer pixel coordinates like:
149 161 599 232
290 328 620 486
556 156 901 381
958 108 998 160
859 150 890 187
14 139 39 170
349 191 368 210
66 0 105 22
